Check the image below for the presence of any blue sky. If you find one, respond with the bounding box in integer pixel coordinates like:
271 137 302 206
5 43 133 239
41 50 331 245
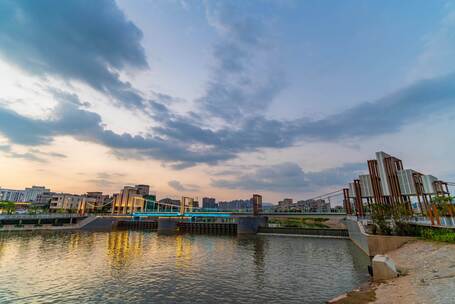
0 0 454 202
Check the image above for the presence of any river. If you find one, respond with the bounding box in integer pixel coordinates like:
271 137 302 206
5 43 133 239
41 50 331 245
0 231 370 303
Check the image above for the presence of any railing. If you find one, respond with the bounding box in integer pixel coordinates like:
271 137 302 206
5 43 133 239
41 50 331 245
0 213 87 220
406 216 455 227
347 214 455 228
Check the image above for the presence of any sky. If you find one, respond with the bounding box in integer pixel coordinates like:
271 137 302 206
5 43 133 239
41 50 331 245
0 0 454 203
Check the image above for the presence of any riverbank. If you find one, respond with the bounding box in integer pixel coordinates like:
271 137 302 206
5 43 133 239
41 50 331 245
331 240 455 303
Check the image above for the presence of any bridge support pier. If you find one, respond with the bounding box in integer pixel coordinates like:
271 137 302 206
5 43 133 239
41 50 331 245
237 216 267 235
157 218 178 235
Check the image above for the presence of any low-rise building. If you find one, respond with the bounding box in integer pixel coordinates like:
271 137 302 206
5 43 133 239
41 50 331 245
49 193 82 212
112 185 150 214
35 191 55 208
0 188 25 202
23 186 50 202
78 192 110 213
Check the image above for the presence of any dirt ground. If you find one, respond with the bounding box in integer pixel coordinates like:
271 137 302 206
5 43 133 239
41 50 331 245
330 240 455 304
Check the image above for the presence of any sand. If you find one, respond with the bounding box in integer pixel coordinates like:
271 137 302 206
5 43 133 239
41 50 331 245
331 240 455 304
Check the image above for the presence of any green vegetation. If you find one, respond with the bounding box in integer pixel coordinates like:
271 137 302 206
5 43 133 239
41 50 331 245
421 228 455 243
0 201 15 214
268 217 329 228
370 203 413 235
383 221 455 243
369 195 455 243
431 195 455 217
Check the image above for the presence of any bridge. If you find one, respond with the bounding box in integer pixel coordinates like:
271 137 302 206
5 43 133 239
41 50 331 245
131 211 346 219
128 194 346 219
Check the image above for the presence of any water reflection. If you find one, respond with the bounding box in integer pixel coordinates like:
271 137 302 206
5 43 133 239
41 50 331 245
175 235 192 269
107 231 144 269
0 232 370 304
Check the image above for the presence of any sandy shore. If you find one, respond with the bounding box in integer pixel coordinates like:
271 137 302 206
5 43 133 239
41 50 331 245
331 240 455 304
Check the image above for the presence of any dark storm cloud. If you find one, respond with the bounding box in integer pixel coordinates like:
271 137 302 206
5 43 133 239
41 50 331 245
212 162 366 193
168 180 200 192
0 0 148 108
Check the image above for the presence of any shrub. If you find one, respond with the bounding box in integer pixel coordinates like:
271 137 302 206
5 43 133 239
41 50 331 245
421 228 455 243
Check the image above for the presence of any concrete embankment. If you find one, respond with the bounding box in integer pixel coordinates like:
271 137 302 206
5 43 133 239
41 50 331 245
329 240 455 304
258 227 349 238
345 219 415 257
332 220 455 303
0 214 90 232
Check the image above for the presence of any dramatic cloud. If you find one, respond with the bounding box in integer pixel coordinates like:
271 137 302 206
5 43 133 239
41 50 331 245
0 0 148 109
0 70 455 168
168 180 200 192
0 0 454 172
199 1 285 122
212 162 366 193
293 72 455 140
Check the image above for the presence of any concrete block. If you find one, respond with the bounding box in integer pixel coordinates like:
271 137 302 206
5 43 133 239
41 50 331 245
372 255 398 282
157 218 178 235
237 216 267 235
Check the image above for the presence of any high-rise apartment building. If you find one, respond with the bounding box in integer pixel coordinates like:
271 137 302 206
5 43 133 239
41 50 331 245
202 197 217 209
251 194 262 216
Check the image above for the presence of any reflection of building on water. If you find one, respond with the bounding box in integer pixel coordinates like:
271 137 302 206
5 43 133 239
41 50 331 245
68 233 82 250
68 232 96 251
253 237 266 272
107 231 144 268
0 239 4 260
253 237 266 288
175 235 192 268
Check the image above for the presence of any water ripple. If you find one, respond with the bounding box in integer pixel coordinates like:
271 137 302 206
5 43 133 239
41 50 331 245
0 231 370 303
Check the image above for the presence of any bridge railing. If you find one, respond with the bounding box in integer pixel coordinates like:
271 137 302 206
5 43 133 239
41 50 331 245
0 213 87 220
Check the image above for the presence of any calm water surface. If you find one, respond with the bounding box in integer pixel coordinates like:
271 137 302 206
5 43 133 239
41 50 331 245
0 231 370 303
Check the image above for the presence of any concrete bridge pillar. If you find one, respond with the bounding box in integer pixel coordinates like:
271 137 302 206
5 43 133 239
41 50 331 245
237 216 267 235
157 218 178 235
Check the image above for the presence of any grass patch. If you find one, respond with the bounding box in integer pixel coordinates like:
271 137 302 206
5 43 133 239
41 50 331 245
268 218 330 228
378 222 455 244
421 228 455 243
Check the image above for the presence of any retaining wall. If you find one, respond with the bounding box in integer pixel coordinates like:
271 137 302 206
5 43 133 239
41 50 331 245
258 227 349 238
345 219 414 257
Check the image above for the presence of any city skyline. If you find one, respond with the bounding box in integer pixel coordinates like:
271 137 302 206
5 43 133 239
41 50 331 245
1 0 455 202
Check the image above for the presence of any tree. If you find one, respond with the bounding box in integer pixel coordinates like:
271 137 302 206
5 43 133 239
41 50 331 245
0 201 16 214
431 195 454 217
